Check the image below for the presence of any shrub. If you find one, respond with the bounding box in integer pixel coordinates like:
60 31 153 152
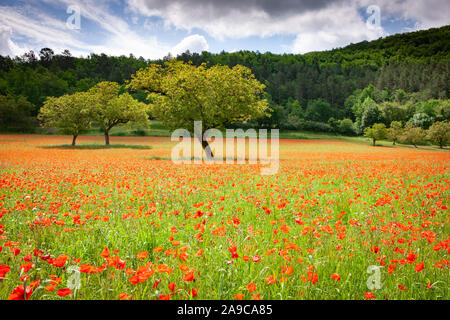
427 121 450 148
401 124 427 148
387 121 403 145
364 123 388 146
338 119 355 135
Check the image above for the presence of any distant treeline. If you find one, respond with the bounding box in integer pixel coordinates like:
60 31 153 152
0 25 449 133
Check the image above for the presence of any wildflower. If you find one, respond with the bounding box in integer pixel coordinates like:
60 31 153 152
415 262 424 272
57 288 72 297
182 271 195 281
119 293 132 300
137 251 148 260
364 292 376 300
189 289 198 298
265 275 277 284
8 285 33 300
331 273 341 281
100 246 110 258
246 283 256 293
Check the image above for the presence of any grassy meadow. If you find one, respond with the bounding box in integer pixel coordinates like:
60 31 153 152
0 134 448 300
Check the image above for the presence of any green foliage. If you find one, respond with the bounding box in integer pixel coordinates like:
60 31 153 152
364 123 388 146
409 112 434 129
305 99 332 123
400 124 427 147
360 97 382 133
338 118 355 135
88 81 150 144
426 121 450 148
128 60 268 134
417 99 450 121
38 92 92 145
437 100 450 121
387 121 403 145
380 101 408 125
1 25 449 133
286 114 303 130
0 94 34 131
328 117 339 133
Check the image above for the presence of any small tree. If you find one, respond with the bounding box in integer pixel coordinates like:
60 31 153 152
128 60 268 158
364 123 387 146
401 124 426 148
387 121 403 145
38 92 92 145
427 121 450 148
89 82 150 145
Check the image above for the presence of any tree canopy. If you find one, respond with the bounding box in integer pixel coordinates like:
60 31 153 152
364 123 388 146
427 121 450 148
128 60 268 156
38 92 92 145
89 81 150 145
1 25 449 134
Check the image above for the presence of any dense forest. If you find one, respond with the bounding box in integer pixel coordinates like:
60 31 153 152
0 25 449 133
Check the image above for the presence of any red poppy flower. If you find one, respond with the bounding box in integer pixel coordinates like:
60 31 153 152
364 292 376 300
415 262 424 272
331 273 341 281
182 271 195 281
57 288 72 297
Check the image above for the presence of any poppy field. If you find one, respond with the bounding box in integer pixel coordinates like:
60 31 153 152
0 135 448 300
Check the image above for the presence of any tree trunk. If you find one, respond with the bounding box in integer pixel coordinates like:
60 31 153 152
393 140 396 145
373 139 376 146
72 135 77 146
105 132 110 145
201 139 214 160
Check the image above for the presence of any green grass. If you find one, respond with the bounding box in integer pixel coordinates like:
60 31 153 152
0 136 448 300
6 120 449 152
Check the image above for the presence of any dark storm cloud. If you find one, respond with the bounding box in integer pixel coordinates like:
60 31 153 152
136 0 348 17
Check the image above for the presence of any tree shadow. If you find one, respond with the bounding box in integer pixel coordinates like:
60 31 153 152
39 144 152 150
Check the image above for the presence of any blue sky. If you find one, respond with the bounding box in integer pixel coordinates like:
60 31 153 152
0 0 448 59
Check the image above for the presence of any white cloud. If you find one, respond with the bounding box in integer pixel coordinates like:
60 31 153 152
0 1 210 59
358 0 450 30
126 0 448 53
126 0 388 53
0 1 196 59
0 26 24 57
170 34 209 56
1 0 447 60
291 5 387 53
0 5 87 55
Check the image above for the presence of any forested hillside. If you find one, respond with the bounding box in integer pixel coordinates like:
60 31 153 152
0 25 449 133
